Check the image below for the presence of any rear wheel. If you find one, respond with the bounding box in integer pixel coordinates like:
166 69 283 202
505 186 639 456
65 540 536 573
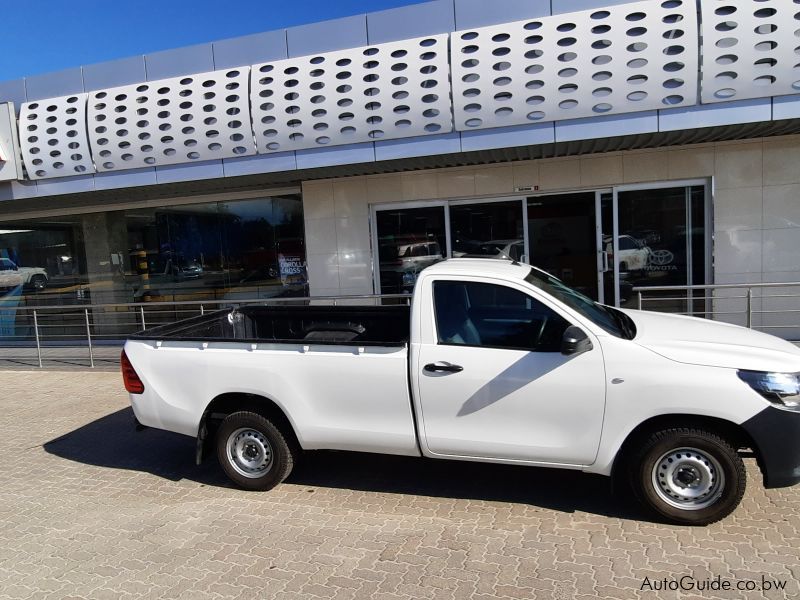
628 428 746 525
215 411 296 491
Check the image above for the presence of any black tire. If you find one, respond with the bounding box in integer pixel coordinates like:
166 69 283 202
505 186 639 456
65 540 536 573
215 411 297 491
619 261 629 273
30 275 47 291
627 427 746 526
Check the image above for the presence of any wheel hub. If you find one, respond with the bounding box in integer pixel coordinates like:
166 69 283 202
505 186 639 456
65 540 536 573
227 428 274 479
651 447 725 511
675 466 700 487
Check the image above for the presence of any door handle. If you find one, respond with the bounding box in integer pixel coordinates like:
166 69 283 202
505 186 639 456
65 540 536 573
424 362 463 373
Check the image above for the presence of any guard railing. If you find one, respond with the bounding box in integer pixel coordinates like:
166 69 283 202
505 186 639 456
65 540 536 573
0 294 411 368
633 282 800 344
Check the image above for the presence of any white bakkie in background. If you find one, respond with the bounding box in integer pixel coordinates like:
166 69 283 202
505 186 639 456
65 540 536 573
123 259 800 525
0 258 48 290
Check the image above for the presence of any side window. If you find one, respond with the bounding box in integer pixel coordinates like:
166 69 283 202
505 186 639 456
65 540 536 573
433 281 570 352
619 237 635 250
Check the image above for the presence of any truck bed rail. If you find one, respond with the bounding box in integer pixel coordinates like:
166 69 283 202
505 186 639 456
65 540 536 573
129 304 411 347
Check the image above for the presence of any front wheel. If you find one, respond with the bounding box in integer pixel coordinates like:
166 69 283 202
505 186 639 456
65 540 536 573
628 428 746 525
215 411 297 491
30 275 47 291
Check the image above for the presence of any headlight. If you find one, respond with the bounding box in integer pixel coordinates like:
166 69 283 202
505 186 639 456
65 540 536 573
738 370 800 411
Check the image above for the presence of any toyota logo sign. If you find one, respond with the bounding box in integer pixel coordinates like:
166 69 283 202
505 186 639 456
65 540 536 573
648 249 675 266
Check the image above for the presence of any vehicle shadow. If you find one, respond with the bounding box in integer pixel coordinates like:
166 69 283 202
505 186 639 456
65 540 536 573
44 407 651 522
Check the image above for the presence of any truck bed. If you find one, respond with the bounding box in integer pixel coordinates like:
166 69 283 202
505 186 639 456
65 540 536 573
129 304 411 346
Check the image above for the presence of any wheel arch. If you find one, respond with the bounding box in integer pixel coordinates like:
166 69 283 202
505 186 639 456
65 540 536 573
610 413 761 483
197 392 302 463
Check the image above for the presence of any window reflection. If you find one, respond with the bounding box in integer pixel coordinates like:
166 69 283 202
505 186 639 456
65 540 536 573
450 201 524 260
376 206 447 295
617 186 703 312
528 193 598 300
0 195 307 339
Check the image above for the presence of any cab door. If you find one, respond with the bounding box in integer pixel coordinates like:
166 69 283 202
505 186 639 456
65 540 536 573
413 277 606 465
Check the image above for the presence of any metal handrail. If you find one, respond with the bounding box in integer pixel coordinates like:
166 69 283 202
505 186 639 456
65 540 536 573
5 293 411 312
4 280 799 368
633 282 800 292
633 282 800 342
0 292 412 368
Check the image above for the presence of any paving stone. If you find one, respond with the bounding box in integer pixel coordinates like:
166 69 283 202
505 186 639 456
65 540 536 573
0 371 797 599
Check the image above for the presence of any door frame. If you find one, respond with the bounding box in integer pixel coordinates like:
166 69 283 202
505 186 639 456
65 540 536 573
610 178 712 308
447 195 530 262
370 200 451 295
373 192 605 296
369 178 711 305
595 190 610 304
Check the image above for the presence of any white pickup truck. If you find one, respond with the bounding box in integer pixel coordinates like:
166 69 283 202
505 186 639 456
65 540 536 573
123 259 800 525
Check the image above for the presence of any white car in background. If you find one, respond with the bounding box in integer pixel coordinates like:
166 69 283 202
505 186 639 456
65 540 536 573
0 258 48 290
0 259 24 291
604 235 651 272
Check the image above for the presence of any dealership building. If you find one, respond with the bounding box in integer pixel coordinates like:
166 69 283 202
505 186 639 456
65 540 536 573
0 0 799 339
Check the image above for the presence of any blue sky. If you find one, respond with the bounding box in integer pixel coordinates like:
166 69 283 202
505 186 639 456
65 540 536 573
0 0 425 82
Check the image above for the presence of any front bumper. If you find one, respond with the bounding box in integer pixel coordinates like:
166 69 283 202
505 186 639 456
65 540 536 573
742 406 800 488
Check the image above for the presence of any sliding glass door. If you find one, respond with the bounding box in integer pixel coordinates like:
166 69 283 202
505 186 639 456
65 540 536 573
605 182 710 310
374 204 448 295
371 181 709 308
527 192 599 301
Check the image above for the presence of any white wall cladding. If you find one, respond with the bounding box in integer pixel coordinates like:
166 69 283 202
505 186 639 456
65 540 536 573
11 0 800 183
86 67 255 172
19 94 94 180
250 34 452 153
700 0 800 103
450 0 698 130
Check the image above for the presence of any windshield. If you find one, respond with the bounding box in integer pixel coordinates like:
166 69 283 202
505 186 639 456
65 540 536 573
524 268 634 339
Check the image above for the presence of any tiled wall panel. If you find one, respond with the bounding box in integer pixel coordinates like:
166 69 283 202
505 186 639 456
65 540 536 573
700 0 800 103
250 34 452 154
19 94 94 180
86 67 254 172
450 0 698 130
6 0 800 184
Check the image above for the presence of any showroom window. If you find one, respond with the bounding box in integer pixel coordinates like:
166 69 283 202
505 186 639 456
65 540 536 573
373 182 709 311
0 194 307 339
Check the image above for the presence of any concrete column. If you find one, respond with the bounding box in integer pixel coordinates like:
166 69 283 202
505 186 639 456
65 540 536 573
80 212 131 337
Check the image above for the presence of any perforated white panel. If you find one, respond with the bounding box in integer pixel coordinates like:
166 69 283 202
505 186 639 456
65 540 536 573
450 0 698 130
19 94 94 180
250 34 452 153
700 0 800 103
87 68 254 171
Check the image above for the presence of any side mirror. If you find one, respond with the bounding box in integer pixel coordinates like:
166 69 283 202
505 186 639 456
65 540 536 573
561 325 593 356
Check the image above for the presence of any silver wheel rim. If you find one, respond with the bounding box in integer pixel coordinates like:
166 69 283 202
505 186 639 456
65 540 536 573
651 447 725 511
226 428 273 479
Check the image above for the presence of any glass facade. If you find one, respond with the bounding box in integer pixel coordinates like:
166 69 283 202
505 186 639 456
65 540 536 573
450 201 524 260
527 193 597 300
375 206 447 295
0 194 307 339
373 184 710 305
614 185 707 312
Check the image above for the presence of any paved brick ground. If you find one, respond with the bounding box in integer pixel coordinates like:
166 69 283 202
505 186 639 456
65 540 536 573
0 371 798 600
